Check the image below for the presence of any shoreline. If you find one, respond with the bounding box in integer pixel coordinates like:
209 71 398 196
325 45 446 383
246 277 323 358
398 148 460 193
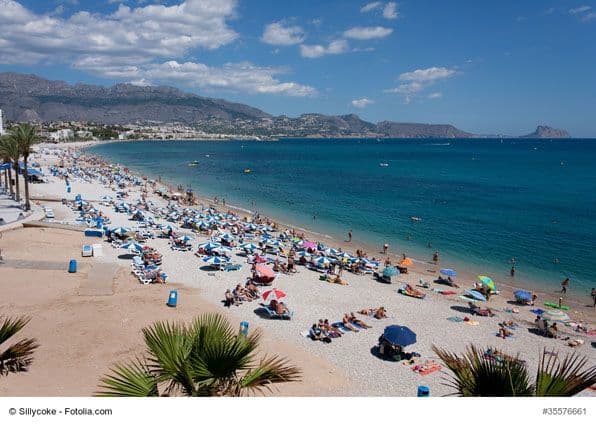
79 140 595 317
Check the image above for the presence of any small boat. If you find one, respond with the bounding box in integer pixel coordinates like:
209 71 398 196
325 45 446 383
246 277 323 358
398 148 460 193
205 154 210 158
379 162 389 167
188 160 199 167
243 168 252 174
410 216 422 222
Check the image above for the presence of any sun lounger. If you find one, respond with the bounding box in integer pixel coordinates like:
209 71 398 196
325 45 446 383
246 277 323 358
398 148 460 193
262 305 293 320
224 264 242 271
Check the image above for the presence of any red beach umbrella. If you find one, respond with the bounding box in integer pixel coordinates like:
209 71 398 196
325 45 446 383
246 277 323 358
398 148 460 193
255 264 275 279
262 288 286 302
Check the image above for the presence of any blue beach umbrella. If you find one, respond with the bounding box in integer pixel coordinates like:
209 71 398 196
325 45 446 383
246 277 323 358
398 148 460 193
514 290 532 302
239 242 259 252
199 242 221 251
203 255 228 266
313 256 333 267
465 289 487 302
382 325 417 347
212 246 233 256
120 241 144 252
220 233 234 241
383 266 399 278
267 240 284 249
440 268 457 277
176 235 193 243
111 226 130 235
336 252 355 261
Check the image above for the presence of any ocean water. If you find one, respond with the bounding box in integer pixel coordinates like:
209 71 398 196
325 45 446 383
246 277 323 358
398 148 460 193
87 138 596 294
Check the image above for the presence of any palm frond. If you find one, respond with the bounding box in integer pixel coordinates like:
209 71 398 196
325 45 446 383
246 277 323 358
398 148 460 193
0 316 31 345
433 345 533 396
0 338 39 375
535 348 596 396
96 358 159 397
236 355 302 396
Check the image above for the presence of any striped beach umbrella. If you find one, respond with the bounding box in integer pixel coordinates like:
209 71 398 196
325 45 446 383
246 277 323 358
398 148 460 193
540 310 570 323
199 242 221 251
262 288 286 302
212 246 233 256
336 252 354 261
313 256 332 267
465 289 487 302
239 242 259 252
111 226 131 235
267 240 284 248
220 233 235 241
203 255 228 266
120 241 144 253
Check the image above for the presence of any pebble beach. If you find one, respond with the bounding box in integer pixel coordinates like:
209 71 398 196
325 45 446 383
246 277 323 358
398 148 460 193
1 141 595 397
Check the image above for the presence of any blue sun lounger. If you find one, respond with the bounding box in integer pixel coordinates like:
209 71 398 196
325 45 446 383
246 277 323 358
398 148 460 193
262 306 293 320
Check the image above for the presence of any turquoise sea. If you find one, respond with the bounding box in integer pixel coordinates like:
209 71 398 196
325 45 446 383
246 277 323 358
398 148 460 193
87 138 596 295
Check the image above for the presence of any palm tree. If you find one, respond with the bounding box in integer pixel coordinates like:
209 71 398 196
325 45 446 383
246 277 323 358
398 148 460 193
0 137 13 196
433 344 596 396
96 313 301 397
0 316 39 377
9 123 41 211
0 138 20 202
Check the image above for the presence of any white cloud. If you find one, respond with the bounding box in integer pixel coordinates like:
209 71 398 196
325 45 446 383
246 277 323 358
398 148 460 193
75 59 316 97
569 5 591 14
261 21 305 46
0 0 315 97
351 97 374 108
361 2 382 13
300 39 349 58
385 66 457 102
383 2 398 19
343 26 393 40
428 92 442 99
583 12 596 21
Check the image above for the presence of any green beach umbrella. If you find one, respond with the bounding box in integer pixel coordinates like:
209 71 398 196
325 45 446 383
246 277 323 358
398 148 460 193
541 309 570 323
477 275 496 292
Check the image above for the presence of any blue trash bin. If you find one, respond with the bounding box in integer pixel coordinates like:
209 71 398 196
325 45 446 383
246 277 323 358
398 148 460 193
68 259 77 273
417 385 430 397
67 186 71 193
239 321 249 337
167 290 178 307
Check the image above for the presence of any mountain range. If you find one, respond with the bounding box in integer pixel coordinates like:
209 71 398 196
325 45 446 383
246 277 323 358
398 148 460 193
0 72 569 139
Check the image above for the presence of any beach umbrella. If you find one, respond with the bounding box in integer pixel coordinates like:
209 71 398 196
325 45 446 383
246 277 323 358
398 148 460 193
176 235 193 243
336 252 354 261
514 289 532 302
262 288 286 302
266 240 284 248
199 242 221 251
383 266 399 278
399 258 413 266
382 325 417 347
203 255 228 266
360 258 377 268
111 226 130 235
120 241 144 253
465 289 487 302
195 220 209 229
212 246 232 256
313 256 333 267
477 275 496 292
244 223 257 231
239 242 259 252
220 233 234 241
440 268 457 277
319 247 339 256
540 310 570 323
302 241 317 251
255 264 275 279
295 250 311 258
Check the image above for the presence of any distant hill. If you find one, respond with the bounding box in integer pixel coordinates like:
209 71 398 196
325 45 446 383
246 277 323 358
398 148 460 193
520 125 570 138
0 72 476 138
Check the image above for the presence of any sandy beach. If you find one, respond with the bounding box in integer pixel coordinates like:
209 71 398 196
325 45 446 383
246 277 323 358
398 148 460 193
1 141 594 397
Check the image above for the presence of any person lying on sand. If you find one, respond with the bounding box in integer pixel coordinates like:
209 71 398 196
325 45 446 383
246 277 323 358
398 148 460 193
342 315 359 332
309 324 331 343
349 313 372 329
327 274 348 285
269 299 289 315
323 318 344 335
498 325 513 339
319 319 342 338
358 307 387 319
245 281 260 298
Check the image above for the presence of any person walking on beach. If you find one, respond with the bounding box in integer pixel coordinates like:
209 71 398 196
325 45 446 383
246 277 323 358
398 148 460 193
591 288 596 307
432 251 439 264
561 278 570 294
510 265 515 277
383 242 388 254
347 230 352 243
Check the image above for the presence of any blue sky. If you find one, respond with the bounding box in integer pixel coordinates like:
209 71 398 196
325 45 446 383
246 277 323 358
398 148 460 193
0 0 595 136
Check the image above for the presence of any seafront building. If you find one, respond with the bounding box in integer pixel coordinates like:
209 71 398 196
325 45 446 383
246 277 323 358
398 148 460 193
0 108 5 135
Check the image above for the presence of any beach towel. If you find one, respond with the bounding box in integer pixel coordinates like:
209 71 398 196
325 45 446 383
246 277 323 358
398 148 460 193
439 290 457 296
530 308 545 315
412 361 442 376
447 316 464 322
464 320 479 326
